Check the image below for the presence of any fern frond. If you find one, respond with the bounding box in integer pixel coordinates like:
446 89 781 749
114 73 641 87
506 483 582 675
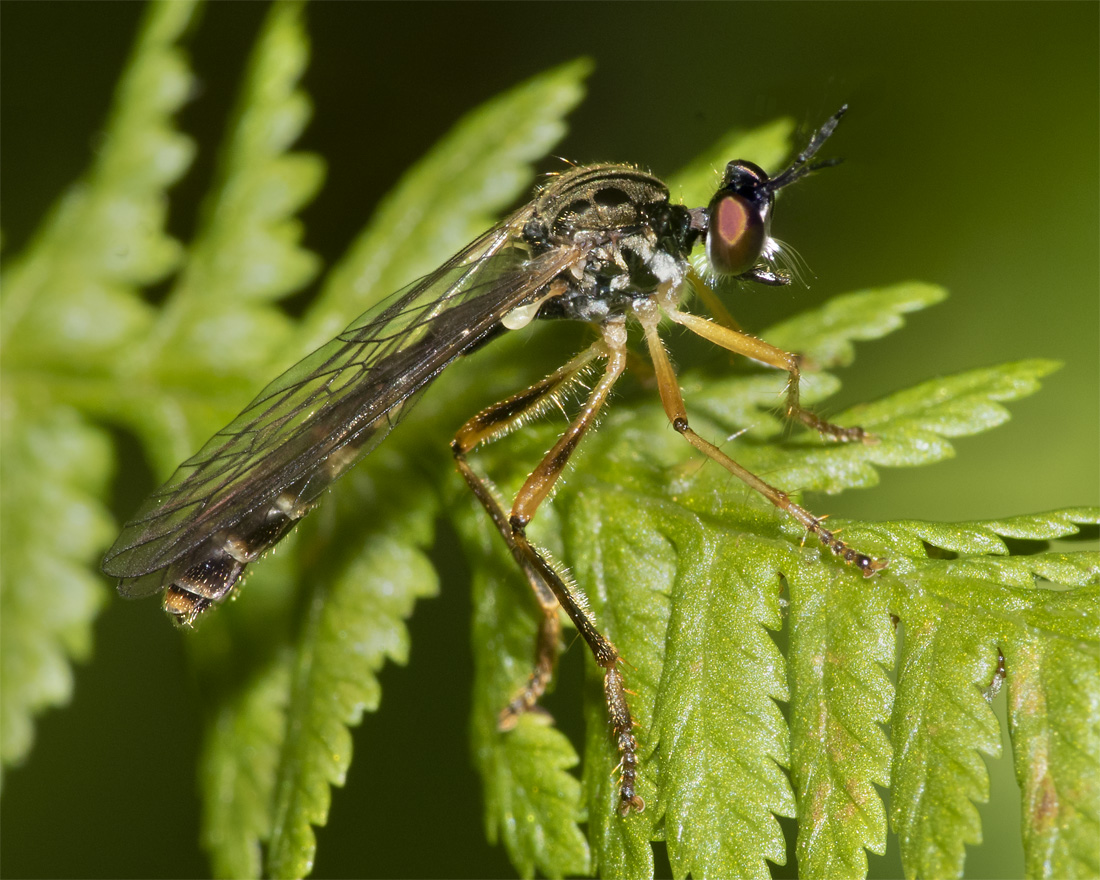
0 0 198 781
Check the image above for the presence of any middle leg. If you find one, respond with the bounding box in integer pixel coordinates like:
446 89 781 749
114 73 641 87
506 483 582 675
453 342 604 727
453 318 646 814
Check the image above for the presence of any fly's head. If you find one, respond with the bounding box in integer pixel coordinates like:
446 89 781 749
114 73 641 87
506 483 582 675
699 105 848 287
704 159 775 279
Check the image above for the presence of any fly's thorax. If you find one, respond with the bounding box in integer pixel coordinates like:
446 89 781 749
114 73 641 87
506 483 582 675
525 164 698 323
531 164 671 235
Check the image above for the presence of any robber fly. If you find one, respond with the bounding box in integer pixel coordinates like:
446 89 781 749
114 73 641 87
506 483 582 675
102 106 885 816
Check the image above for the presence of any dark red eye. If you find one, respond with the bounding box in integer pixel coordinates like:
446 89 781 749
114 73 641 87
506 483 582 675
706 193 765 277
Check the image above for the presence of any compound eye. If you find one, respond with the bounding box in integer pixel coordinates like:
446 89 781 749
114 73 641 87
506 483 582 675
706 193 766 277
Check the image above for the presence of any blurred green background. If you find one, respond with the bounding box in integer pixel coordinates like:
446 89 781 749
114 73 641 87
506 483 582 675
2 2 1096 878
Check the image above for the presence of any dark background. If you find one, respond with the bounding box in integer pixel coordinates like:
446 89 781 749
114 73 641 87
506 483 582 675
2 2 1096 878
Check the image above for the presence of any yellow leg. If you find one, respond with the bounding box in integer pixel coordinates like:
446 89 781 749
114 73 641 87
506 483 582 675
636 300 886 575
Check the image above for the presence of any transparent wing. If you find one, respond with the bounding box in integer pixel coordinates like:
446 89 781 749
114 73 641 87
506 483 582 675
103 213 580 592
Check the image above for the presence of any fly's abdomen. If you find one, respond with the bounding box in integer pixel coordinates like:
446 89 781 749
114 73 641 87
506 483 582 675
108 374 415 626
149 419 390 626
156 488 312 626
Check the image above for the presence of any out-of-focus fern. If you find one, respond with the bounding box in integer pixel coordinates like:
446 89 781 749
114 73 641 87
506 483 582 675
0 0 199 785
1 2 1096 879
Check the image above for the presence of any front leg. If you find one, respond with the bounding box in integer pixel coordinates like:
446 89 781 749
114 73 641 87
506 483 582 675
635 299 887 575
665 305 871 443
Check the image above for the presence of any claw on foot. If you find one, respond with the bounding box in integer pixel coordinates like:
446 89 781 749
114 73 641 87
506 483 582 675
618 793 645 816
